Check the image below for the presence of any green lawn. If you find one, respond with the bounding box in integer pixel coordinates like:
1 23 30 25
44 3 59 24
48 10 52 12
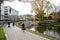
0 25 6 40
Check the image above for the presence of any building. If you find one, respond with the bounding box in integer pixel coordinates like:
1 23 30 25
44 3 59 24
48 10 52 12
1 1 19 21
0 0 3 19
9 7 19 21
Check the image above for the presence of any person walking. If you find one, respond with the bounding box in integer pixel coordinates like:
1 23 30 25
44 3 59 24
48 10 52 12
8 22 10 28
13 22 15 26
21 23 26 32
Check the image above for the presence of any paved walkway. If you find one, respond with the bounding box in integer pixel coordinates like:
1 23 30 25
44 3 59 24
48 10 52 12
4 23 49 40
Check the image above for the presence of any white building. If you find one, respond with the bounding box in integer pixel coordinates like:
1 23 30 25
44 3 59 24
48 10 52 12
1 1 19 21
9 7 19 21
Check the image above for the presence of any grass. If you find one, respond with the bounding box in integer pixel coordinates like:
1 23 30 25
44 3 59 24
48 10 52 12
15 23 59 40
15 22 20 27
0 25 6 40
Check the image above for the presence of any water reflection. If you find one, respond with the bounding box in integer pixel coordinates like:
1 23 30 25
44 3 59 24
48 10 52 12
30 27 35 31
30 27 60 39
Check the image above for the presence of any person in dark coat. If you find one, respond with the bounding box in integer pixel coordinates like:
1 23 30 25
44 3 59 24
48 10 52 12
21 23 26 32
8 22 10 28
13 22 14 26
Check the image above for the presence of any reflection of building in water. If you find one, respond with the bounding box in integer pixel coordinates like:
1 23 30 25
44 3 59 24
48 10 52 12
1 1 19 21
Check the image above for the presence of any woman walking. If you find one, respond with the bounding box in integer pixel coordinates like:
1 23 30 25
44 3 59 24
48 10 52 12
21 23 26 32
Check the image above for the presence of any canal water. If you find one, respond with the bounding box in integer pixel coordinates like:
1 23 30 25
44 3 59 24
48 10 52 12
19 21 60 39
30 27 60 39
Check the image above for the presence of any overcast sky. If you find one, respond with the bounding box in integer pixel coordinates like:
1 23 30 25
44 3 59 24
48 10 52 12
49 0 60 6
4 0 60 15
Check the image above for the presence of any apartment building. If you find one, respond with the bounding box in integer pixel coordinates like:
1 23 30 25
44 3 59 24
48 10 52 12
1 1 19 21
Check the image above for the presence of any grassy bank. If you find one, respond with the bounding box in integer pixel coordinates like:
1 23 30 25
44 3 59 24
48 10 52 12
15 22 20 27
0 25 6 40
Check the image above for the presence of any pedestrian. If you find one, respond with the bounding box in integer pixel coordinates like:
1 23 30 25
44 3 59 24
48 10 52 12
21 23 26 32
13 22 14 26
8 22 10 28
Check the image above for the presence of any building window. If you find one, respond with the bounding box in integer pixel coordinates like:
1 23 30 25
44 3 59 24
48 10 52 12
4 16 8 18
4 14 8 15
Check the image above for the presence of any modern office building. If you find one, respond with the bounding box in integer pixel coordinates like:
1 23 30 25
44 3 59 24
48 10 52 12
1 1 19 21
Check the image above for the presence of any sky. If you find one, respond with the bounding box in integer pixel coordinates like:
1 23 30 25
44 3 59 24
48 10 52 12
10 0 32 15
49 0 60 6
4 0 60 15
4 0 34 15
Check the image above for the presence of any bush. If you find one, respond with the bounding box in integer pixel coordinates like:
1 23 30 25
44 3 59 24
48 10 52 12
56 26 60 33
35 22 47 33
35 26 40 32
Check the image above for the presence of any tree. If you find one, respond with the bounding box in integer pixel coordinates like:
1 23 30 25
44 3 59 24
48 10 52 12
48 16 52 20
31 0 52 21
43 17 47 20
31 0 57 33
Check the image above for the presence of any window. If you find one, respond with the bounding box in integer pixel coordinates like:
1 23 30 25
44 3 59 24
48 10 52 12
4 11 8 12
4 14 8 15
4 16 8 18
4 9 8 10
4 7 8 8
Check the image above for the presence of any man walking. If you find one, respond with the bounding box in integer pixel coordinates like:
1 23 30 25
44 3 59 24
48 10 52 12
13 22 15 26
8 22 10 28
21 23 26 32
